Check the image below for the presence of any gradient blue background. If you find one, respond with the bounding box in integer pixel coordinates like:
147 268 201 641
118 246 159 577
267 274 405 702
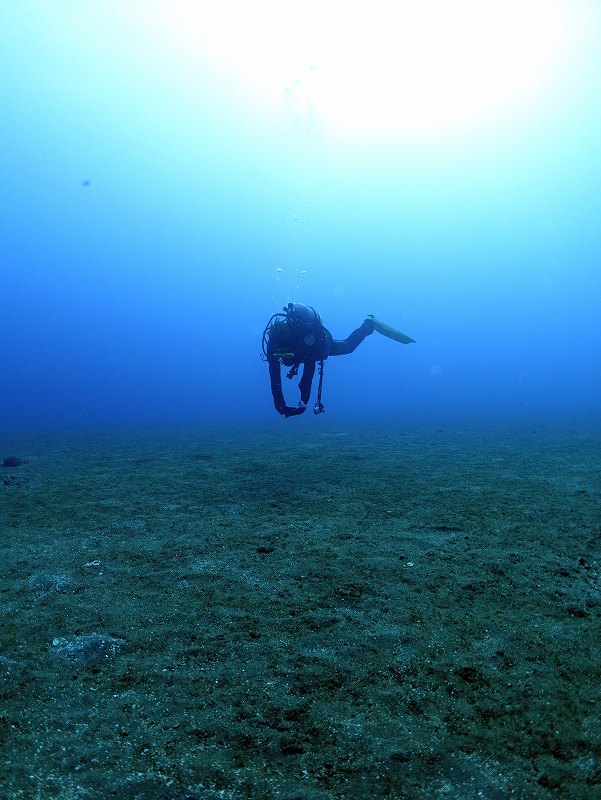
2 1 600 430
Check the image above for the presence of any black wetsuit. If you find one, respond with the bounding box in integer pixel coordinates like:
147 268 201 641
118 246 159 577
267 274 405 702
267 318 373 417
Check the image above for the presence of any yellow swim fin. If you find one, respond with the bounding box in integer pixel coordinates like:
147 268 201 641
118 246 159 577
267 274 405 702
366 315 415 344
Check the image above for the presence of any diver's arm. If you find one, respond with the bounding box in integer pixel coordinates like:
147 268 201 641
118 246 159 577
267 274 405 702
268 359 306 418
298 361 316 405
268 359 286 413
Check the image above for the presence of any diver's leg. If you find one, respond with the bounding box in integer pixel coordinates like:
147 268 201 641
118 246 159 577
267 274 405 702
329 318 374 356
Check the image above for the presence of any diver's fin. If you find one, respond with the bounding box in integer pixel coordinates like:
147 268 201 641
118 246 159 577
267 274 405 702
366 315 415 344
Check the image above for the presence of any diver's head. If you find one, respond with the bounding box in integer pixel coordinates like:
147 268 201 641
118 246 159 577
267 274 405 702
285 302 322 331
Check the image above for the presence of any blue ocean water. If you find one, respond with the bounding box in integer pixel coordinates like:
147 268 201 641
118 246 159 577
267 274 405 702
2 1 600 431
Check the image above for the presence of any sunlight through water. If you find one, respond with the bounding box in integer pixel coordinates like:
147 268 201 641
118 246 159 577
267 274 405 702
129 0 592 139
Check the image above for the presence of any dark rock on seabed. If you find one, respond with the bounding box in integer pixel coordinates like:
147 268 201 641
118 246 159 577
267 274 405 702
0 421 600 798
2 456 24 467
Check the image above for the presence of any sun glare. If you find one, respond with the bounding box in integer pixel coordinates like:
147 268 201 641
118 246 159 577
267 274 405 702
136 0 591 138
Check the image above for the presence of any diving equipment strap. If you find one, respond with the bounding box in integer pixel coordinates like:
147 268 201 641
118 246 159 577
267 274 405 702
314 360 325 415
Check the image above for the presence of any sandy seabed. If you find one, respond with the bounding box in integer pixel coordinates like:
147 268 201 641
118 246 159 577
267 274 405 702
1 420 600 800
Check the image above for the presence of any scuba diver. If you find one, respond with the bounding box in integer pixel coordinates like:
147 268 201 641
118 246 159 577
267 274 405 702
261 302 415 418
